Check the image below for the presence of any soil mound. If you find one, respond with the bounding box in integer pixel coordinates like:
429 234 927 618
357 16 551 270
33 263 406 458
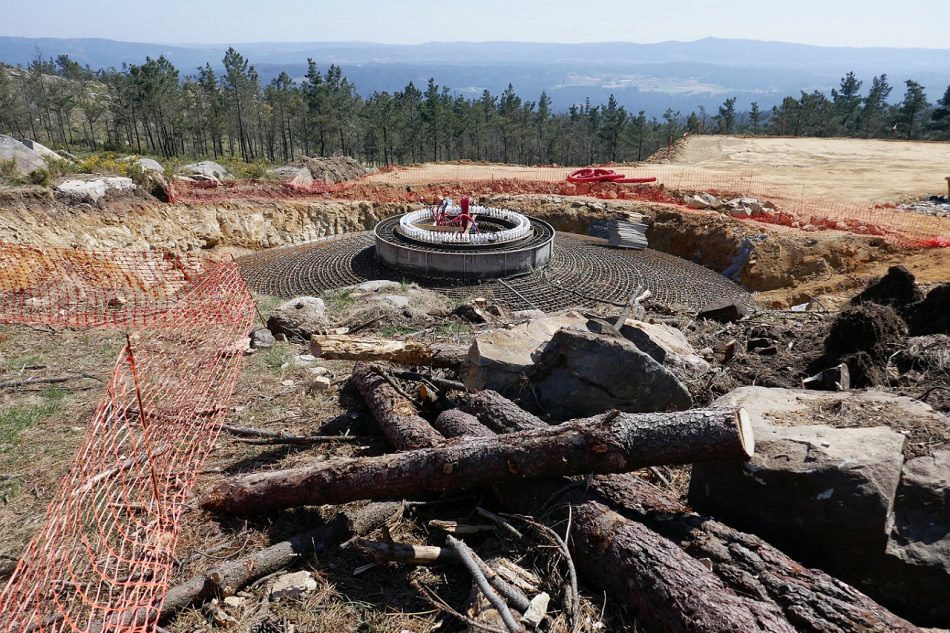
825 304 906 362
300 156 370 183
850 265 923 309
907 284 950 336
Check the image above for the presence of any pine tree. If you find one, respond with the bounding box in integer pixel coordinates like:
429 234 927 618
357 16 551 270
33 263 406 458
930 83 950 140
716 97 737 134
749 102 762 135
896 80 929 140
859 74 893 139
831 72 863 136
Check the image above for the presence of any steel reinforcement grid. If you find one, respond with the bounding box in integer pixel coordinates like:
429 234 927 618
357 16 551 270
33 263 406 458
0 243 255 632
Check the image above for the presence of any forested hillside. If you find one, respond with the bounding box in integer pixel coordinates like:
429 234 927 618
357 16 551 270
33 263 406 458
1 48 948 167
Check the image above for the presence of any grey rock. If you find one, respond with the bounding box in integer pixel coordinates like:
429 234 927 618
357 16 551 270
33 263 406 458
269 571 317 600
133 157 164 174
55 177 136 204
20 139 62 161
802 362 850 391
250 328 276 349
348 280 403 293
176 160 231 181
689 421 905 576
268 165 313 186
267 296 329 341
533 328 692 419
697 299 749 322
462 312 588 394
879 450 950 625
0 134 47 177
887 449 949 572
620 319 710 375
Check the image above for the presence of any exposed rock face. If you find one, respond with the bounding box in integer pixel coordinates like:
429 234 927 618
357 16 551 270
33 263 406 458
55 177 136 204
266 297 329 341
532 328 692 419
133 157 165 174
461 312 588 394
0 134 47 177
177 161 231 181
20 139 62 161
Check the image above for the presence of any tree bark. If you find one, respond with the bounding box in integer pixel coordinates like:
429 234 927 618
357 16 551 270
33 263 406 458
201 407 753 515
352 362 444 450
159 502 401 621
433 409 494 438
435 405 793 631
465 390 919 633
312 336 467 369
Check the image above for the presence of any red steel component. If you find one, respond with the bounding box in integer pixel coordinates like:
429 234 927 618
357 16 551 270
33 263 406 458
567 167 657 184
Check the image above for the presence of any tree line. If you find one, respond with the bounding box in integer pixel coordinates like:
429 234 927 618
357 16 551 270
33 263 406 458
1 49 948 168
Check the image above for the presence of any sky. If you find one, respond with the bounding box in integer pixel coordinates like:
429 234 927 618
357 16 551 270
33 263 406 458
1 0 948 49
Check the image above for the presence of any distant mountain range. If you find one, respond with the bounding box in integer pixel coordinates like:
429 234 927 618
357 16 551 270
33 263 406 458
2 36 948 115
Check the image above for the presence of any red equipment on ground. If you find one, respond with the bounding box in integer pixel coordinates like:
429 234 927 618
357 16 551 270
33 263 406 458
567 167 658 184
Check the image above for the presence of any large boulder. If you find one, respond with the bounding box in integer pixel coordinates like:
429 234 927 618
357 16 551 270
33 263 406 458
620 318 709 375
691 385 950 623
55 177 136 204
176 160 231 181
133 157 164 174
266 297 329 341
462 312 588 394
689 421 905 568
20 139 62 161
0 134 47 177
532 328 692 419
882 450 950 625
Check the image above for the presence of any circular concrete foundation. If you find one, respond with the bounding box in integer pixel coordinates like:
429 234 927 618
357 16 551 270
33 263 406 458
374 214 555 279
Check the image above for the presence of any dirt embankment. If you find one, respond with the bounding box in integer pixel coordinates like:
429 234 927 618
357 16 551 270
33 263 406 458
0 190 414 252
0 189 945 307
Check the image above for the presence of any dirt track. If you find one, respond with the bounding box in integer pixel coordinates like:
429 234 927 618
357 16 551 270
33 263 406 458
367 136 950 205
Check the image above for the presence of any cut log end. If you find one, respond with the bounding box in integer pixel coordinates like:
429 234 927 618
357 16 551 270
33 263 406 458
737 407 754 459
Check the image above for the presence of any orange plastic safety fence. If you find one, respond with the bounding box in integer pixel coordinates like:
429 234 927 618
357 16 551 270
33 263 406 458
0 244 255 632
169 166 948 248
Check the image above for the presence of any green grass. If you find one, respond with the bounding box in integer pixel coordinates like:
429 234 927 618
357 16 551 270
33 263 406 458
380 325 418 338
258 345 293 371
435 323 469 338
0 387 66 453
325 289 357 316
1 353 47 371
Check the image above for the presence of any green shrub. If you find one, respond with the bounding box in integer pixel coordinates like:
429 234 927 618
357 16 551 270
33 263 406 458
28 169 49 185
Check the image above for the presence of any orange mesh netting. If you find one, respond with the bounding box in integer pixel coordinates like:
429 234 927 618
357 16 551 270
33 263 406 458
0 243 255 632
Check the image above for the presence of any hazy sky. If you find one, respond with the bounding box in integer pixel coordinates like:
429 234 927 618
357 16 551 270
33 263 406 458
2 0 948 48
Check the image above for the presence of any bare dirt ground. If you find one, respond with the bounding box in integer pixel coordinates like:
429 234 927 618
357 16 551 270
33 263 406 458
367 136 950 205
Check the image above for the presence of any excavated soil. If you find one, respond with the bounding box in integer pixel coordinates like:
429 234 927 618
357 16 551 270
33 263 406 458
0 189 946 309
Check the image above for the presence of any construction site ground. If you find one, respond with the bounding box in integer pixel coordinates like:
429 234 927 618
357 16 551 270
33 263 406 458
0 134 948 631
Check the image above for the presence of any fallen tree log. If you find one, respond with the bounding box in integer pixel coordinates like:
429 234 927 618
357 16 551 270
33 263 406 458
352 362 445 450
201 407 753 515
466 390 920 633
311 335 467 369
431 409 793 631
157 501 401 621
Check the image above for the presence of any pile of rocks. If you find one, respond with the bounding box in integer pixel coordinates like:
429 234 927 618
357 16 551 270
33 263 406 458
898 196 950 217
